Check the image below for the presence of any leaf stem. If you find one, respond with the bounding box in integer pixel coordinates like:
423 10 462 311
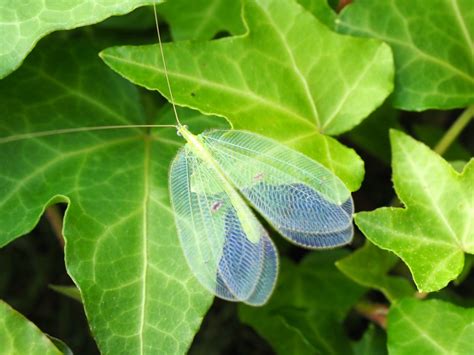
354 302 388 329
434 105 474 156
45 205 64 248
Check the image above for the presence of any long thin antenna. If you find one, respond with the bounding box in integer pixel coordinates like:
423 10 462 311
0 124 177 144
153 4 182 127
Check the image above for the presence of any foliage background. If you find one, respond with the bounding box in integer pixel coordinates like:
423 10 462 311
0 0 473 354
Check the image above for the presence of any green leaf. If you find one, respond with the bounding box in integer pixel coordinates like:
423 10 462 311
355 130 474 292
297 0 337 29
387 299 474 354
158 0 245 40
0 300 63 355
352 324 387 355
0 34 227 354
239 251 367 354
336 0 474 110
0 0 163 79
336 242 415 302
101 0 395 191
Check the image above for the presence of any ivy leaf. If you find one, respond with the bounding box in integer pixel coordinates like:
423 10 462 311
101 0 395 191
0 34 228 354
336 0 474 110
239 251 367 354
158 0 245 40
355 130 474 292
388 299 474 354
336 242 415 302
0 300 65 355
0 0 163 79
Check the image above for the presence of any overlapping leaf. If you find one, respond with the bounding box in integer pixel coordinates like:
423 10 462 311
0 34 227 354
239 251 367 354
0 300 64 355
158 0 245 40
101 0 395 191
336 242 415 302
355 130 474 292
0 0 163 79
388 299 474 354
337 0 474 110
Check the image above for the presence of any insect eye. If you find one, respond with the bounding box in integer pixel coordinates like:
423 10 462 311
211 201 223 213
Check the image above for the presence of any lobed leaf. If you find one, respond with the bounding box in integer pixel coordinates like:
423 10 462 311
0 34 225 354
101 0 395 191
337 0 474 110
0 0 162 79
355 130 474 292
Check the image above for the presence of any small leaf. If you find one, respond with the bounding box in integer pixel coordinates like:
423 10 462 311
0 0 162 78
388 299 474 354
352 324 387 355
336 242 415 302
239 251 367 354
355 130 474 292
337 0 474 110
158 0 245 40
0 300 64 355
101 0 394 191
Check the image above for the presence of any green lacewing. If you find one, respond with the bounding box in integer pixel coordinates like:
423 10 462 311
169 124 353 305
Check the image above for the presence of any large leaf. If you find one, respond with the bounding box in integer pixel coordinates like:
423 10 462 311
239 251 367 354
336 0 474 110
101 0 395 191
336 242 415 302
387 299 474 354
158 0 245 40
0 300 64 355
355 130 474 292
0 34 227 354
0 0 163 79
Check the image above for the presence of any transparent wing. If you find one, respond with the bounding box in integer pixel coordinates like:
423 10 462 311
201 130 354 248
169 146 278 305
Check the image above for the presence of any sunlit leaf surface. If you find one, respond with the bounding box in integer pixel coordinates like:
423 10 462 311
101 0 395 191
356 130 474 292
0 34 224 354
0 0 161 78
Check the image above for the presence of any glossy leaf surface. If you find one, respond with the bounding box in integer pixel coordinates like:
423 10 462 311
101 0 395 191
337 0 474 110
0 0 161 78
356 130 474 292
0 35 222 354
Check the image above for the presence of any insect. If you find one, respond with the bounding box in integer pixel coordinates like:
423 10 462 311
148 7 354 305
168 125 353 305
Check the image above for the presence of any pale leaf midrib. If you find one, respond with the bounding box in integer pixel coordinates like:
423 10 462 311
138 136 151 354
396 307 449 354
259 6 321 127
